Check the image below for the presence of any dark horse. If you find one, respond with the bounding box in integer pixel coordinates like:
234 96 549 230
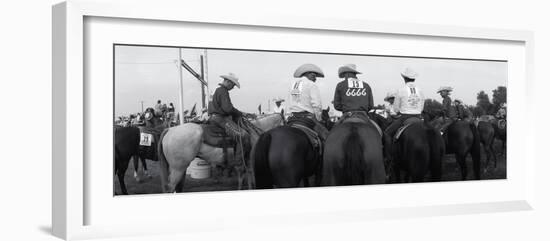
431 116 481 180
371 113 443 183
492 120 507 157
254 125 324 188
114 109 168 194
114 126 140 195
477 121 497 170
322 117 386 186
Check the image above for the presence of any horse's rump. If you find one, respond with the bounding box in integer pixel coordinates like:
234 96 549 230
253 126 317 188
323 121 385 186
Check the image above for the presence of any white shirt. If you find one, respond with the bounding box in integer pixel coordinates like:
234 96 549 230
393 82 425 115
288 78 322 120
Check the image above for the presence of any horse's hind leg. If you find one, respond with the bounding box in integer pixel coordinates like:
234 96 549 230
132 156 141 182
117 172 128 195
455 154 468 180
141 158 151 178
483 144 492 172
490 141 497 168
168 169 186 193
302 177 310 187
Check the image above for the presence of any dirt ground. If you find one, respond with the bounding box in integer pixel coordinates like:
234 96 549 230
114 139 506 195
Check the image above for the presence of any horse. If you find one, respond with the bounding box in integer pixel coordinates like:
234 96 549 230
113 109 168 195
430 116 481 180
322 114 386 186
492 120 507 157
477 120 497 171
114 126 139 195
371 113 443 183
157 114 283 193
253 118 328 188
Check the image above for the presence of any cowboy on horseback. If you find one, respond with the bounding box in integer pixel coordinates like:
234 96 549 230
288 63 328 137
208 73 252 165
333 64 374 122
437 86 457 133
384 91 398 120
384 67 426 139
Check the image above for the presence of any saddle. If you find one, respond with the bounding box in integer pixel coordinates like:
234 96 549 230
394 117 423 140
201 123 236 148
340 111 383 137
287 116 322 154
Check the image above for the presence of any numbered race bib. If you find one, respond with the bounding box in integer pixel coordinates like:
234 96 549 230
406 87 420 108
290 80 303 95
347 79 364 89
290 80 303 102
140 133 153 146
345 79 367 96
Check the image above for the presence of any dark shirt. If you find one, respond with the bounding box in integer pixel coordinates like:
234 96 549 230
333 79 373 113
442 96 457 118
208 84 241 117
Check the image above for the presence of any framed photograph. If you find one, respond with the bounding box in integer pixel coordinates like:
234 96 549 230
53 0 535 240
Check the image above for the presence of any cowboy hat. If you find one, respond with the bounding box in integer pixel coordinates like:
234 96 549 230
338 64 362 78
437 86 453 93
220 73 241 88
293 63 325 78
144 111 153 121
384 91 396 101
401 67 418 79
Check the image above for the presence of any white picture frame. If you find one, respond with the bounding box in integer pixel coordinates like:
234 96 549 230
52 0 535 240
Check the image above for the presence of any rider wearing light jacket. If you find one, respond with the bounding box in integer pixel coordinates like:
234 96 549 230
384 68 425 138
288 63 328 141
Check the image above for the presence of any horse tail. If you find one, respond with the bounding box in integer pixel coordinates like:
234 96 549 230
426 126 443 181
469 123 481 180
114 145 121 175
343 124 366 185
157 128 170 193
253 131 274 189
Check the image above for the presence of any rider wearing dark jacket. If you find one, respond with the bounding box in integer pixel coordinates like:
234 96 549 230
207 73 250 168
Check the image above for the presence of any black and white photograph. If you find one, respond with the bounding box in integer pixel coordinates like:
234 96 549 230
113 45 507 195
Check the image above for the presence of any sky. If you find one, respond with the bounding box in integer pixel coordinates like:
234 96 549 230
114 45 507 117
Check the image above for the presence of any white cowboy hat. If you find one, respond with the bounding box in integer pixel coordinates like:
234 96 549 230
401 67 418 79
384 91 396 101
293 63 325 78
437 86 453 93
338 64 362 78
220 73 240 88
144 112 153 121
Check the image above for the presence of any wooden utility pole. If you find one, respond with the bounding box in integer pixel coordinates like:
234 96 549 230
177 49 185 125
200 55 206 108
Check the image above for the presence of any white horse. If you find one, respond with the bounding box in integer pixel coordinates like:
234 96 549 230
157 114 284 193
